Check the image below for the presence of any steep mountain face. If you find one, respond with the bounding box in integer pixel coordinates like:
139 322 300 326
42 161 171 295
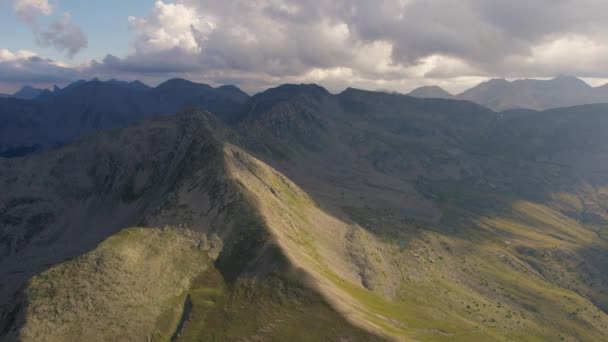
0 112 228 313
457 76 608 111
0 79 250 157
151 78 250 122
232 86 608 340
14 228 216 342
12 86 44 100
241 83 329 119
0 110 379 341
408 86 457 100
1 86 608 341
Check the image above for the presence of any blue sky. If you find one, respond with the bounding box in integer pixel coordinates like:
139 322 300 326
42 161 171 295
0 0 150 63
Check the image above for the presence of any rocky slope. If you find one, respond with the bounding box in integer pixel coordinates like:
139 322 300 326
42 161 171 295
0 112 230 315
1 86 608 341
0 110 380 341
233 85 608 340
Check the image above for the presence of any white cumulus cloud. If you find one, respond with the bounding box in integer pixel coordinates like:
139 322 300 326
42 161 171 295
13 0 53 25
0 49 39 62
0 49 81 85
127 1 215 54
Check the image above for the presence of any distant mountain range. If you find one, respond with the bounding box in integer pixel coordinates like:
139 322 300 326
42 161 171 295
12 86 46 100
0 78 250 157
407 85 457 100
408 75 608 111
4 75 608 159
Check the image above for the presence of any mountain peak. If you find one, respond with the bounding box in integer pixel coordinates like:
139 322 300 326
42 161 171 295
549 74 590 88
251 83 329 103
156 78 212 90
486 78 511 85
339 87 374 96
269 83 329 96
102 79 150 91
13 85 45 99
458 75 603 111
458 78 510 94
408 85 455 99
218 84 240 91
240 83 329 122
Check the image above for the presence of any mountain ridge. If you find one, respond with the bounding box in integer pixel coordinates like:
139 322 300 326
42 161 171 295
4 75 608 160
407 85 456 100
2 97 608 340
409 76 608 111
0 110 384 341
12 86 45 100
0 78 251 157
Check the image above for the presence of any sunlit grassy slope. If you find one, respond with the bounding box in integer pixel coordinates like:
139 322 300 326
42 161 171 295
10 134 608 341
7 139 382 342
12 227 379 342
224 143 608 341
14 228 213 342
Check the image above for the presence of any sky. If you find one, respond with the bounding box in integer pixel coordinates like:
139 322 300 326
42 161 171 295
1 0 608 94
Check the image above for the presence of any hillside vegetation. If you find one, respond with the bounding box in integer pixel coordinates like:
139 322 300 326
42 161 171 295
1 86 608 341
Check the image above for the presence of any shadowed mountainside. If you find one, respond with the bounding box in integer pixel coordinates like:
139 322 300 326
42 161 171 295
407 85 457 100
0 79 249 157
0 110 381 341
1 85 608 341
12 87 45 100
409 76 608 111
233 85 608 340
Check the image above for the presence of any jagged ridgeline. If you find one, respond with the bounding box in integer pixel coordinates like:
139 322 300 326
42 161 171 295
0 111 379 341
1 83 608 341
